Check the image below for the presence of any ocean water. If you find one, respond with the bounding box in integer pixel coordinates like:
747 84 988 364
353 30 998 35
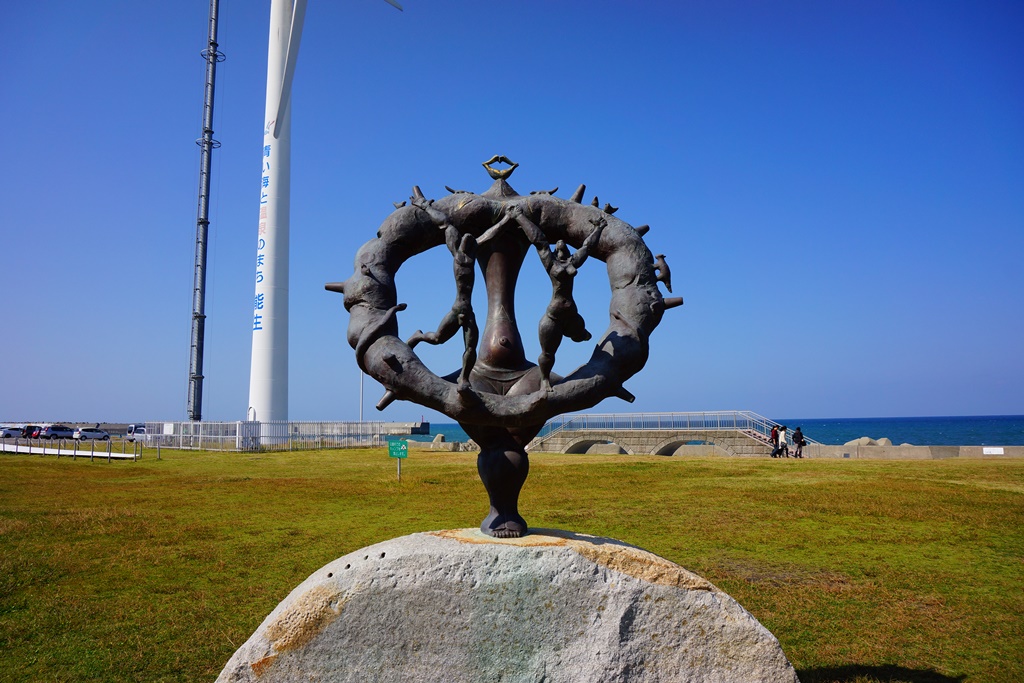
407 415 1024 447
774 415 1024 446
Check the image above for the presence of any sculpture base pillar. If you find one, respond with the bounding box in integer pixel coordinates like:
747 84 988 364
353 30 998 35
477 440 529 537
217 529 800 683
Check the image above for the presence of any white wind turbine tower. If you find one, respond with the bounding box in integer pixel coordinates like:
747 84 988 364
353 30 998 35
247 0 402 425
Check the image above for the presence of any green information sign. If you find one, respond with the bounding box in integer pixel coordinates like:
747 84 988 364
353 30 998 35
388 440 408 459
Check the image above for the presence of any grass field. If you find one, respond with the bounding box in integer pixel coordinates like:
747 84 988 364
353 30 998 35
1 449 1021 682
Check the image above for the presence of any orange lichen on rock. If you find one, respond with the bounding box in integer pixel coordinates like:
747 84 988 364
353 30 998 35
430 528 571 547
264 584 349 653
429 528 713 590
249 654 277 677
567 542 713 591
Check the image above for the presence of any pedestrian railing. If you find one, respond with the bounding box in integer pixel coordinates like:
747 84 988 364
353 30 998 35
536 411 821 446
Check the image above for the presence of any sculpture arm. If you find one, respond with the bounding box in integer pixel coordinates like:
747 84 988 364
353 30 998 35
443 224 461 256
476 213 514 246
410 196 460 254
507 204 548 249
535 242 555 272
571 217 606 268
411 196 449 227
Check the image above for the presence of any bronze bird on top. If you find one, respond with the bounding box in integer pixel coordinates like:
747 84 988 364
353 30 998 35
654 254 672 293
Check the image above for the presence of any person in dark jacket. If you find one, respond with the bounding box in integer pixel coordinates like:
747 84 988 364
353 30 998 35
792 427 806 458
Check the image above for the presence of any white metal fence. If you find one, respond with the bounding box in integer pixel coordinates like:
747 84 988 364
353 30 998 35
141 420 396 452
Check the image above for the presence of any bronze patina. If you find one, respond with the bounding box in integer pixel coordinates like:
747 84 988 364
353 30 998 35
327 158 682 537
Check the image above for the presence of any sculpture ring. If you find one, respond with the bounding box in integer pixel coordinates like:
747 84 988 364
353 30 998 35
330 164 681 428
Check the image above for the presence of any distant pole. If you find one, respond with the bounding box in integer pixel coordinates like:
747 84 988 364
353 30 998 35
188 0 225 421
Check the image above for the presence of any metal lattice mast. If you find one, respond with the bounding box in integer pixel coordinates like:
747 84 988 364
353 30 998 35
188 0 225 421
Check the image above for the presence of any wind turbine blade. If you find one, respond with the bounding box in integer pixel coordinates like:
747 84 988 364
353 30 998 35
272 0 401 138
273 0 308 139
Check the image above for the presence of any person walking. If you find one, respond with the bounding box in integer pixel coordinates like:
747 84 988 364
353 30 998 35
769 425 779 456
771 425 789 458
793 427 806 458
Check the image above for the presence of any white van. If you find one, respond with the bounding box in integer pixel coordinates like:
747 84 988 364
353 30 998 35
126 424 147 442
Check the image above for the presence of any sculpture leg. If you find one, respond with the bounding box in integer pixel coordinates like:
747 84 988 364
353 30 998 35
537 352 555 393
458 316 478 394
565 313 592 343
406 330 427 348
407 310 459 349
537 314 561 392
476 435 529 538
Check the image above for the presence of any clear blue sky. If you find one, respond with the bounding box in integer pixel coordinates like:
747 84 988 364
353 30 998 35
2 1 1021 423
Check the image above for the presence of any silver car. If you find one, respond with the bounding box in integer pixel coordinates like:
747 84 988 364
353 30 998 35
40 425 75 440
74 427 110 441
1 426 22 438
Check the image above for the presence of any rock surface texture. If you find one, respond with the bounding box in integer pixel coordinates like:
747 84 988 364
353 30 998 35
217 529 799 683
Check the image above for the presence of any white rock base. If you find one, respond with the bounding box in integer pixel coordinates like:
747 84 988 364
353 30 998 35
217 529 799 682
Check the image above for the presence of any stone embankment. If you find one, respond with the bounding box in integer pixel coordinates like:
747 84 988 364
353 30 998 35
526 427 1023 459
805 443 1024 459
406 434 480 452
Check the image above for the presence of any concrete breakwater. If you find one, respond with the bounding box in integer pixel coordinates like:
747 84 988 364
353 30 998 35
524 426 1024 459
802 444 1024 460
410 436 1024 459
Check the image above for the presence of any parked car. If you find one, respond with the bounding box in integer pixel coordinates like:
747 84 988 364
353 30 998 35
1 426 22 438
39 425 75 440
74 427 110 441
126 424 147 442
24 425 42 438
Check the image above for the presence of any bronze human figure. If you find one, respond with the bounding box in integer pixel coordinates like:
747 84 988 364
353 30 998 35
511 205 606 392
328 158 683 537
406 227 479 394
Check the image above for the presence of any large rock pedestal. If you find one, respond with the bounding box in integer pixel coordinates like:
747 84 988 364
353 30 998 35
217 529 799 682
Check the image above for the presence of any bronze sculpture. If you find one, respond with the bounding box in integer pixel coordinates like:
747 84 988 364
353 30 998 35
406 222 480 394
512 205 605 392
328 157 682 537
